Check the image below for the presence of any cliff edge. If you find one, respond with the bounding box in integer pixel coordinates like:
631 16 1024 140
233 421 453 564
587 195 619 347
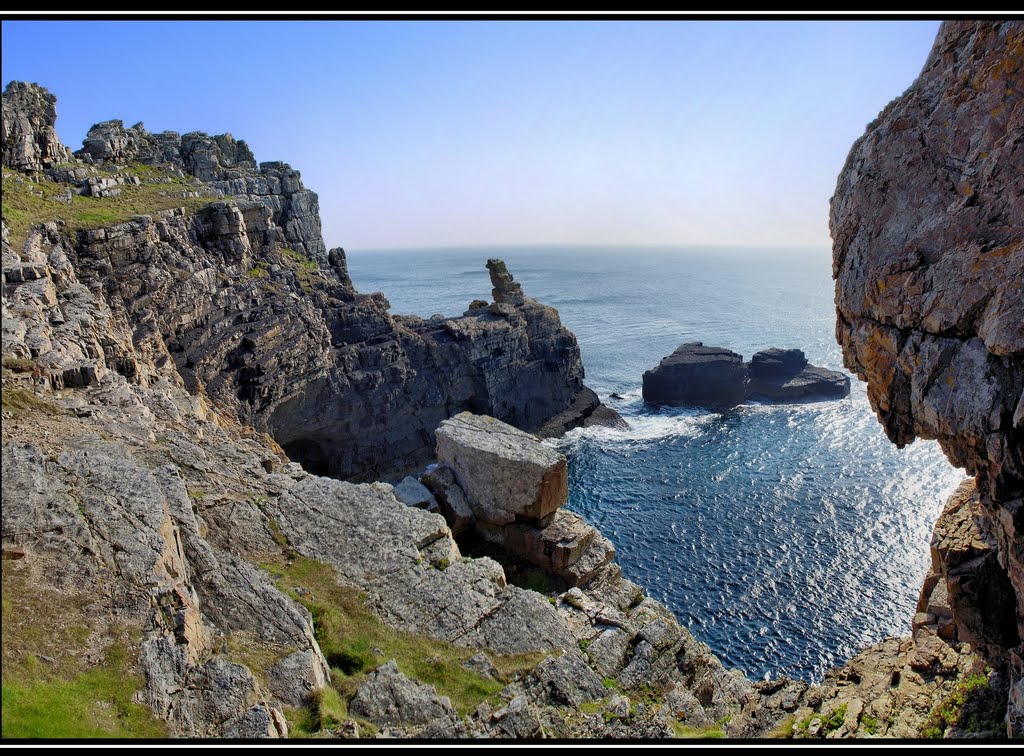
831 20 1023 735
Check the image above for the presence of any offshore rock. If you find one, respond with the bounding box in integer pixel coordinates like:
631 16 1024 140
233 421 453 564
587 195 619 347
1 82 72 171
642 342 747 409
746 348 850 401
831 19 1024 732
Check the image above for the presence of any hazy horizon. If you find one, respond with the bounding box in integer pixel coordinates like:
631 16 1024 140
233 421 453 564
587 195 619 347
2 19 941 251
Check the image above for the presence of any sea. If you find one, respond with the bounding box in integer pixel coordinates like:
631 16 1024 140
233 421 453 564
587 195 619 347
346 245 964 683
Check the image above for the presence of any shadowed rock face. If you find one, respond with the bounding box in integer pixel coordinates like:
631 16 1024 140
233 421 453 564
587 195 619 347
642 342 748 409
746 348 850 401
831 20 1023 733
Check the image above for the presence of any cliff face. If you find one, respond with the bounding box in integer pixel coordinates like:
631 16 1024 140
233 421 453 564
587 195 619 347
831 20 1023 733
1 81 617 482
7 82 739 740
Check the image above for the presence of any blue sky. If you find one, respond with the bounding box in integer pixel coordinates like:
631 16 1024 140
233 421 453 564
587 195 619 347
2 20 940 251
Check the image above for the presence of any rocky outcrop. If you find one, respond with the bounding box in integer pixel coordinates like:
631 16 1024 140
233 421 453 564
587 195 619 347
1 81 72 171
746 348 850 401
433 412 614 588
642 342 747 409
642 343 849 409
436 412 568 526
831 20 1023 734
1 81 619 484
2 81 743 739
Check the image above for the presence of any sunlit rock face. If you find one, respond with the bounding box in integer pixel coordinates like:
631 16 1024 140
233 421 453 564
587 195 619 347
831 19 1023 734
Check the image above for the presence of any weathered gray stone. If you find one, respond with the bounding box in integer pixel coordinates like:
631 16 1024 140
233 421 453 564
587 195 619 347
2 82 72 171
832 20 1024 661
463 651 499 681
436 412 568 526
348 660 457 727
488 694 543 738
393 476 437 511
267 649 328 707
524 652 606 709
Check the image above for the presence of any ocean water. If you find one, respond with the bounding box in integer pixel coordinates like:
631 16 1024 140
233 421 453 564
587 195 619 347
346 245 964 682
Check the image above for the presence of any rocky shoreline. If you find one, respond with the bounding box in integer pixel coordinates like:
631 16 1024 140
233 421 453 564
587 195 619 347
2 18 1022 740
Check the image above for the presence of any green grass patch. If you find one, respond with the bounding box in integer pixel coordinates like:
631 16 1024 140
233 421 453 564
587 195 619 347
1 169 223 250
2 356 37 373
2 561 165 738
246 262 269 279
1 645 165 738
672 721 726 739
821 703 847 735
861 713 879 736
1 388 64 416
919 671 1004 739
263 556 543 730
224 631 294 688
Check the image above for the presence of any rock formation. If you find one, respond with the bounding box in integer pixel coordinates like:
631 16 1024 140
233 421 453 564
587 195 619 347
642 342 748 409
1 82 621 484
831 19 1023 735
746 348 850 401
1 81 72 171
1 81 739 740
432 412 615 588
642 342 849 409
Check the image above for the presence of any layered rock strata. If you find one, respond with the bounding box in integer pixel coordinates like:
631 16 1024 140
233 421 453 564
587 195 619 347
1 82 620 483
746 348 850 401
830 19 1023 735
1 81 738 739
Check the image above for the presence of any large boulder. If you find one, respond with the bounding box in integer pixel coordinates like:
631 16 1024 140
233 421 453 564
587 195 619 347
745 348 850 401
436 412 567 526
642 342 747 409
348 660 457 727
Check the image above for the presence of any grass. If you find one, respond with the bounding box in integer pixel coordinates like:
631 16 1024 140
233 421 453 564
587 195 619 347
821 703 847 735
1 645 166 738
861 713 879 736
263 556 545 733
919 670 1004 739
246 262 269 278
1 356 37 373
1 388 65 416
672 722 726 739
2 561 165 738
278 247 320 294
1 167 224 250
224 631 295 689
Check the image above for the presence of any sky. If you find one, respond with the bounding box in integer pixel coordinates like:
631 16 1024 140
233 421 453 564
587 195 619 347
1 19 941 251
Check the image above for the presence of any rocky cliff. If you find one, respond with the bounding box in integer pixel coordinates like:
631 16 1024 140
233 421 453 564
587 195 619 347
831 20 1023 735
3 81 751 740
1 81 619 483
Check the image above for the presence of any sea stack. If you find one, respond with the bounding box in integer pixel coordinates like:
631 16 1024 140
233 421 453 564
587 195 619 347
641 342 747 409
643 343 850 409
745 348 850 401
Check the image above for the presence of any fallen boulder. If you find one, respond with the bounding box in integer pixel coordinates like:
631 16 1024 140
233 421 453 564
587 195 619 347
436 412 567 526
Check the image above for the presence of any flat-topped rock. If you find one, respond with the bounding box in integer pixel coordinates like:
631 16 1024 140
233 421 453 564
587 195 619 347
436 412 567 526
746 348 850 402
642 342 747 409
